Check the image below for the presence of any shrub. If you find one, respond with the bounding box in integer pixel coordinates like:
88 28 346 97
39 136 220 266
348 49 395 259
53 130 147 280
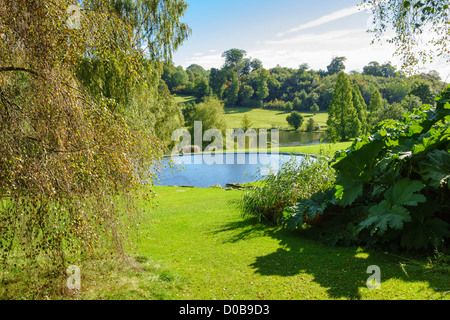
286 111 304 130
236 155 335 224
306 118 316 132
287 86 450 251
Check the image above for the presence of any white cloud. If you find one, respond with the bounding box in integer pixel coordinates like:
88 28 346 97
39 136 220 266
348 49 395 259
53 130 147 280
265 28 368 48
184 52 223 69
276 5 364 37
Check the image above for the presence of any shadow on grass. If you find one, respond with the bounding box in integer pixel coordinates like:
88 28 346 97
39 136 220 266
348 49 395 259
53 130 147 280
213 217 449 300
224 107 254 115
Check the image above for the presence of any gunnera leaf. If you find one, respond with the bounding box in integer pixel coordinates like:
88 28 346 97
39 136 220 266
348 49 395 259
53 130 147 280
383 178 426 207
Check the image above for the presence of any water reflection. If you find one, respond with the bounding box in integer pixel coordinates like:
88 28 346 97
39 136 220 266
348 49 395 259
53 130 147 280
155 152 307 188
277 131 327 147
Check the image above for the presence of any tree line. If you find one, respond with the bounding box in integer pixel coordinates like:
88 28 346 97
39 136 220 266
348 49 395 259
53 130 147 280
161 49 445 141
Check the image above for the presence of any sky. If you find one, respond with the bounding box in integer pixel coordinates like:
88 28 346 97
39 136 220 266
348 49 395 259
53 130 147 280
172 0 450 79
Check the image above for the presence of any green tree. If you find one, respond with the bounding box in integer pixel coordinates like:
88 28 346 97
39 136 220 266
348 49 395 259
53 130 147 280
239 85 254 106
368 88 383 127
326 72 361 141
256 69 270 103
187 64 208 78
241 114 253 131
352 83 369 134
209 68 226 98
381 62 397 78
171 66 189 88
371 103 407 125
222 48 247 75
369 88 383 113
363 61 382 77
310 103 320 113
409 81 435 105
286 111 304 131
297 89 308 110
193 77 210 99
327 56 346 75
306 118 316 132
189 97 227 138
0 0 190 285
401 94 422 112
293 97 302 111
223 71 240 107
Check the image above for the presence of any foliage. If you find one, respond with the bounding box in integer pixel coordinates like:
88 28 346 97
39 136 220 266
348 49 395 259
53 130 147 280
264 99 293 111
188 97 227 147
327 57 347 75
240 114 253 131
0 0 189 289
363 0 450 73
287 86 450 251
237 156 335 224
326 72 361 141
306 118 317 132
409 81 436 106
286 111 304 131
256 69 270 102
352 83 369 134
370 103 407 126
223 71 240 107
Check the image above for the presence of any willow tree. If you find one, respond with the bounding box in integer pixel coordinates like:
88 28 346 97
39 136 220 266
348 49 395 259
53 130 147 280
0 0 190 295
77 0 191 143
362 0 450 74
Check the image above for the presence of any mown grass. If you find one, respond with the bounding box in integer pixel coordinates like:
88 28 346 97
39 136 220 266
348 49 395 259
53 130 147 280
277 141 352 158
224 107 328 131
174 94 197 105
2 185 447 300
129 185 449 300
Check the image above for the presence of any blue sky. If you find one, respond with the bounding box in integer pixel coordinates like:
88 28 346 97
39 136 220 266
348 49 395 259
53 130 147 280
172 0 449 77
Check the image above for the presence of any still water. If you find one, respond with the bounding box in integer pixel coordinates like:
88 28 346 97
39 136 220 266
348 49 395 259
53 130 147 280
277 131 327 147
155 152 308 188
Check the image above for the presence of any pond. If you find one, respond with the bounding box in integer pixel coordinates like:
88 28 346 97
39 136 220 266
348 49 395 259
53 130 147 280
154 152 309 188
277 131 327 147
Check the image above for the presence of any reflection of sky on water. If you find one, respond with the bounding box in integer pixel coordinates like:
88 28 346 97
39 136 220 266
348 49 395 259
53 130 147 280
155 152 307 188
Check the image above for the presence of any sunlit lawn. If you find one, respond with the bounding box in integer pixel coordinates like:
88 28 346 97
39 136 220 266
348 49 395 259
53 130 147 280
130 186 449 300
174 94 197 105
224 107 328 131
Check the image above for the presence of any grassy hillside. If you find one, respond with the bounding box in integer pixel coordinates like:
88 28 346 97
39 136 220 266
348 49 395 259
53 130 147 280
174 94 197 105
224 107 328 131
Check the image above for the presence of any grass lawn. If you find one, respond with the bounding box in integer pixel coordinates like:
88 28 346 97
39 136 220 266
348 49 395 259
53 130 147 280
227 141 353 158
277 141 352 158
224 107 328 131
174 94 197 105
124 185 449 300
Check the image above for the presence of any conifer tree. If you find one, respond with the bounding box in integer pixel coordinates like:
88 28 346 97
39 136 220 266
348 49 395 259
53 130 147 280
369 88 383 113
368 88 383 127
326 72 361 142
352 83 369 134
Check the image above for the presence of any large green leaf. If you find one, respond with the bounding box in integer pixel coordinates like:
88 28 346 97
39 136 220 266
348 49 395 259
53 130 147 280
358 179 426 235
360 200 412 235
333 139 385 206
383 179 426 206
420 149 450 187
